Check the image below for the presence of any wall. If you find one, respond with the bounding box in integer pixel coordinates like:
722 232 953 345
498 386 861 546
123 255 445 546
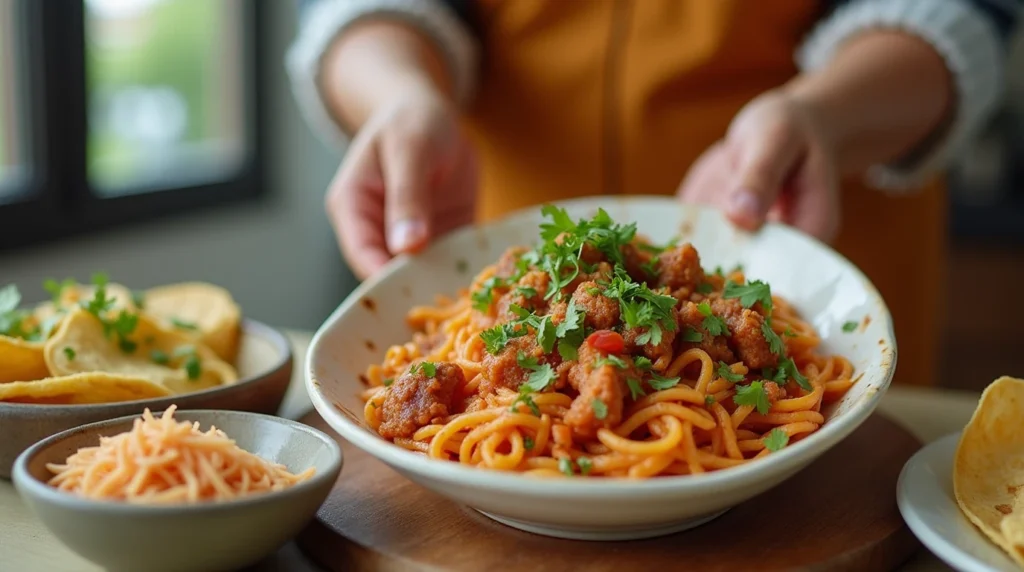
0 2 354 331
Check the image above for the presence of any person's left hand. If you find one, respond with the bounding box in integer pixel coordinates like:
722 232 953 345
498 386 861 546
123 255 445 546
677 90 841 242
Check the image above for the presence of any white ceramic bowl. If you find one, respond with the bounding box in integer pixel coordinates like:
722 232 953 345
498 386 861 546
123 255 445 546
306 196 896 540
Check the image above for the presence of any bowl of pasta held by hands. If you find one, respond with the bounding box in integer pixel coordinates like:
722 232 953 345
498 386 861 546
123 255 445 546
12 407 342 572
306 196 896 540
0 277 293 477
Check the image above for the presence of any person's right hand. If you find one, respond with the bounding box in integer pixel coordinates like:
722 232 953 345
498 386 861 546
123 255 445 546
325 89 478 279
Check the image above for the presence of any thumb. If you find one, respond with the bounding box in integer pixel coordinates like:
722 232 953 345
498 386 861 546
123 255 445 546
726 124 803 231
380 139 435 255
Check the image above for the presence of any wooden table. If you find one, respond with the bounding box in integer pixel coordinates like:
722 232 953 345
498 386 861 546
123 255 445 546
0 331 981 571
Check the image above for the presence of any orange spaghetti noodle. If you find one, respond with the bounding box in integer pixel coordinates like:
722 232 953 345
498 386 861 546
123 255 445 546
360 207 855 479
46 405 314 503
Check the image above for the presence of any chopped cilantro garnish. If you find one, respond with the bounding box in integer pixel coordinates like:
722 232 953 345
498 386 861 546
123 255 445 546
480 323 526 355
764 428 789 452
712 266 724 277
717 361 744 383
603 267 677 346
595 354 627 369
516 286 538 298
697 302 730 336
554 299 586 360
535 315 557 353
591 398 608 420
518 351 557 392
0 284 34 339
696 282 714 295
633 356 653 371
63 346 75 360
734 381 771 414
523 436 535 451
723 280 773 315
383 377 394 387
43 278 76 305
184 354 202 381
648 373 681 390
705 395 715 406
151 349 170 365
509 391 541 416
761 321 784 355
626 378 646 400
411 361 437 377
771 357 811 391
681 327 703 343
783 326 797 338
577 457 593 476
471 276 507 312
558 457 574 476
842 320 858 333
171 318 198 331
131 290 146 309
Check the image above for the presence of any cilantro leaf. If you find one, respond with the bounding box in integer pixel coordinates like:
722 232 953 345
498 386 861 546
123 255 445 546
523 436 535 451
626 378 646 400
480 323 526 355
723 280 773 314
383 377 394 387
555 299 583 338
411 361 437 377
734 381 771 414
704 395 715 406
509 392 540 416
783 327 797 338
471 276 506 312
697 302 730 336
151 349 170 365
43 278 76 305
696 282 714 295
591 398 608 420
595 354 627 369
761 320 784 355
184 354 202 381
132 290 146 309
63 347 75 361
557 340 579 361
0 284 20 314
577 457 593 476
633 356 653 371
516 286 537 298
764 428 789 452
558 457 574 476
680 327 702 343
773 357 811 391
842 320 858 333
535 315 556 354
717 361 744 383
171 318 198 331
648 373 681 390
539 205 578 241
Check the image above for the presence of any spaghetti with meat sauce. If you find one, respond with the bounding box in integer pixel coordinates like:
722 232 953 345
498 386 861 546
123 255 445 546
360 206 854 478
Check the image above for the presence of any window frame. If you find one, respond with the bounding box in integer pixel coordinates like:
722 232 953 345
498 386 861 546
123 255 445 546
0 0 267 251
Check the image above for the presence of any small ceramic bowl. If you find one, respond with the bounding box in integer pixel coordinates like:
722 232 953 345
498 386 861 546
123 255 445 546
0 319 294 478
306 196 897 540
13 409 342 572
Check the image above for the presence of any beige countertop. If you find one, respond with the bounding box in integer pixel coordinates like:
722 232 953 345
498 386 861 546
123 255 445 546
0 330 978 571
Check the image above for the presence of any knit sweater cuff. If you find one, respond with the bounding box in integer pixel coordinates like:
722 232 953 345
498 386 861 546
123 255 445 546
797 0 1006 192
285 0 479 147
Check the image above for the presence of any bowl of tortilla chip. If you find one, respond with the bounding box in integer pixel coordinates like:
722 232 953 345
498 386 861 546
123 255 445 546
0 277 293 478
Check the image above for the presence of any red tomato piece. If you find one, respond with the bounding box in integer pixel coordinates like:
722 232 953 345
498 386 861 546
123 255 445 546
586 330 625 355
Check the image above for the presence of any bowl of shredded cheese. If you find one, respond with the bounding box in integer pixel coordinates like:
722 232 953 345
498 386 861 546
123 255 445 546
12 407 342 572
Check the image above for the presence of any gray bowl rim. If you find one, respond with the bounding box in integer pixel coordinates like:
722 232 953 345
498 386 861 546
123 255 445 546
12 409 343 515
0 318 293 411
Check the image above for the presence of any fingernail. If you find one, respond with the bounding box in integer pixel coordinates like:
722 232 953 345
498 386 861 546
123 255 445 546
388 218 428 253
729 189 762 219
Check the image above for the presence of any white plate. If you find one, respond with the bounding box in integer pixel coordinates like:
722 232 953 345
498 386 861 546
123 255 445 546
898 433 1020 572
306 196 897 540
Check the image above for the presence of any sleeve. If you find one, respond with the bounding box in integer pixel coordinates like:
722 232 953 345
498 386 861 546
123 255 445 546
285 0 481 147
797 0 1022 192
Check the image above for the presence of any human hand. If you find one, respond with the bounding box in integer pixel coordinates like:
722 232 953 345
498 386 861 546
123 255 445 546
677 90 841 242
325 89 478 279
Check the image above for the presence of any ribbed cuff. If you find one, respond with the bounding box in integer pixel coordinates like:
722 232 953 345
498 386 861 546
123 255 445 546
285 0 480 147
797 0 1006 192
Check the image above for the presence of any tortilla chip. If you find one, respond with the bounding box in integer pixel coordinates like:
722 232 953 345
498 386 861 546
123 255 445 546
0 372 171 404
0 336 48 383
954 376 1024 566
142 282 241 362
34 282 137 323
45 308 238 395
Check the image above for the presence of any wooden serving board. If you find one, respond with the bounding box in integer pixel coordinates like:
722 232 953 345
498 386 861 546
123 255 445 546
297 413 922 572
